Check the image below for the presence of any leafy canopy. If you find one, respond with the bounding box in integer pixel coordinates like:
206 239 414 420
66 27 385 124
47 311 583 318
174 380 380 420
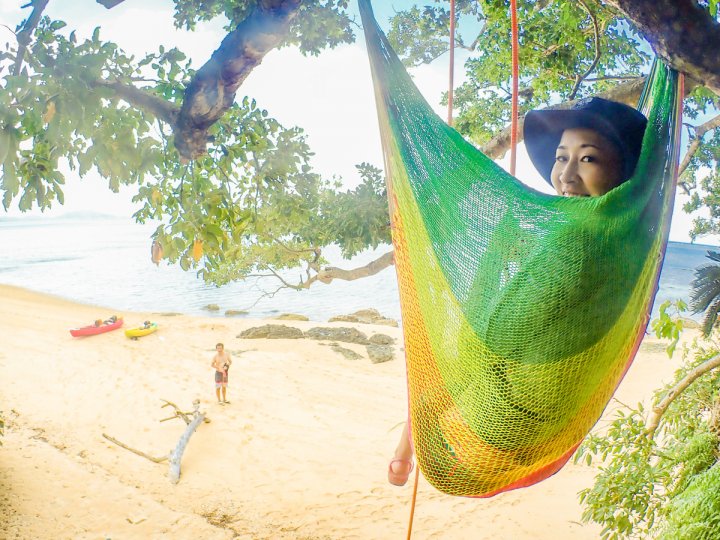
576 303 720 539
2 0 720 289
0 1 389 286
388 1 720 240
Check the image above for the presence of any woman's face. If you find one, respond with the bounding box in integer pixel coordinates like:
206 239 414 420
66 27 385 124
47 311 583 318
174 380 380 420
550 128 623 197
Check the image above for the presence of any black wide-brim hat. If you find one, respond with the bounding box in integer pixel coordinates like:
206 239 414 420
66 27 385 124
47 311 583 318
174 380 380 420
523 97 648 185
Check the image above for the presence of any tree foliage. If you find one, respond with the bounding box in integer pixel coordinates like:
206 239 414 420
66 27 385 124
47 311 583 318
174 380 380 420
387 0 720 239
0 1 390 287
2 0 720 290
3 2 720 533
690 251 720 336
389 1 650 142
172 0 354 55
576 303 720 539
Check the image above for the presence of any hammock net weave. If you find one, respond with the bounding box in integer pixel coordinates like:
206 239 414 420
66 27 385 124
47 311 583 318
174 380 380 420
359 0 682 497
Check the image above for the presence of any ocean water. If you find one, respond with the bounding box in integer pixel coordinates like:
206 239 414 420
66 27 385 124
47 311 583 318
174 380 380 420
0 214 400 322
0 214 716 323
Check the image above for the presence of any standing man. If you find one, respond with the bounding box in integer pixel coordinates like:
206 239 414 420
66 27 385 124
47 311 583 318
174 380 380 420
211 343 232 404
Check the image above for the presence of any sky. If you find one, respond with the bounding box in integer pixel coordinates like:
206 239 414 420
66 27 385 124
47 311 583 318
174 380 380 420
0 0 708 243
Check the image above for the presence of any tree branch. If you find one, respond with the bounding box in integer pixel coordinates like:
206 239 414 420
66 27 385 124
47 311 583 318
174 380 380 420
584 76 643 82
92 79 179 125
244 250 395 293
174 0 302 160
160 399 191 425
13 0 49 76
481 77 648 159
168 401 205 484
481 75 701 160
606 0 720 96
568 0 602 100
645 353 720 438
267 267 305 290
310 250 395 286
102 432 168 463
678 113 720 176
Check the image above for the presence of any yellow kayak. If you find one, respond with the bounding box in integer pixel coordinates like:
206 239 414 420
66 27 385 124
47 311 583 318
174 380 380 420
125 322 158 338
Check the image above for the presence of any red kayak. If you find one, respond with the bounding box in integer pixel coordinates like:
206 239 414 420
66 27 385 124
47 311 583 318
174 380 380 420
70 317 124 337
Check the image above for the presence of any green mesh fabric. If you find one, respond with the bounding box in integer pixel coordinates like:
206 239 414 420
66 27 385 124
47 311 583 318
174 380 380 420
359 0 681 497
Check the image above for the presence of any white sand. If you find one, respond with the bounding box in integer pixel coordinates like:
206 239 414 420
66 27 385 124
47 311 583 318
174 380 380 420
0 284 685 539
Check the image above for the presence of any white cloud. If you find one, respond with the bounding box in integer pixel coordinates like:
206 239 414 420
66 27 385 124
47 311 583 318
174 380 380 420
241 44 382 187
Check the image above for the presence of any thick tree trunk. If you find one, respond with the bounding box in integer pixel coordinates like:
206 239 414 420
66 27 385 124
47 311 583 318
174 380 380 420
606 0 720 95
174 0 302 160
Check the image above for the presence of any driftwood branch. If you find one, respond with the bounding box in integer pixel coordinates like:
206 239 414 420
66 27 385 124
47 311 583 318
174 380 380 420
13 0 49 76
102 432 168 463
645 353 720 437
606 0 720 96
174 0 302 160
103 399 208 483
160 399 193 424
168 400 205 484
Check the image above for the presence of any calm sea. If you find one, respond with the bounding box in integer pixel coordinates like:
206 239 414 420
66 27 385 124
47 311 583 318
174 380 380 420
0 214 715 323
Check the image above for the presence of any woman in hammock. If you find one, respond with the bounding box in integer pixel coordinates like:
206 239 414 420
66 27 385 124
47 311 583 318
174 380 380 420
388 96 648 486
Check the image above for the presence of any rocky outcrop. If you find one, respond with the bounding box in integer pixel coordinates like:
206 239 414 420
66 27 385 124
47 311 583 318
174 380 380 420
366 344 394 364
368 333 395 345
203 304 220 311
328 308 398 327
305 327 369 345
235 323 396 362
225 309 248 317
330 345 363 360
237 324 304 339
274 313 310 321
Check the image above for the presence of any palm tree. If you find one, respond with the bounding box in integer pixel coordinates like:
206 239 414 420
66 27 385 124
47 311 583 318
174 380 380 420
690 251 720 336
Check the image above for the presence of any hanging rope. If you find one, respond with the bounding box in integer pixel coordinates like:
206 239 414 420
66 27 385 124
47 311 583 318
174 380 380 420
404 0 517 534
510 0 519 175
448 0 456 125
405 465 421 540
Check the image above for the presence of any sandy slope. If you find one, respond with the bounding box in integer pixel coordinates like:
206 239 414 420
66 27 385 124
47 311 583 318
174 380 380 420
0 284 685 539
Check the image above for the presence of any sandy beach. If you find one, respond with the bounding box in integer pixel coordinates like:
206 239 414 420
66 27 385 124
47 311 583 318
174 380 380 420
0 284 685 539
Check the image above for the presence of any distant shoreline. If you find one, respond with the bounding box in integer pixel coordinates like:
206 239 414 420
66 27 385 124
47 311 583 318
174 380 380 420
1 215 712 323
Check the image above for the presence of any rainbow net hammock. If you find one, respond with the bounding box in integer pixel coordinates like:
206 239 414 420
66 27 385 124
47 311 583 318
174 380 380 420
358 0 682 497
